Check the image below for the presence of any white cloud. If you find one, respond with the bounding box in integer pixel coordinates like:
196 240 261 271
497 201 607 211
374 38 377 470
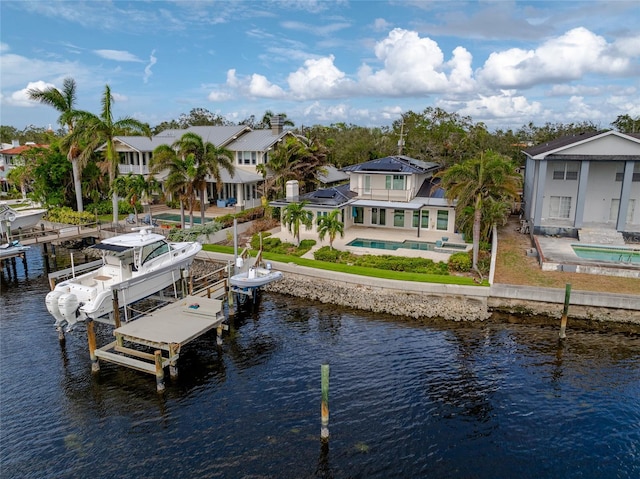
5 81 57 107
1 43 9 52
477 27 634 89
451 90 543 119
247 74 286 98
111 92 128 102
287 55 354 99
94 49 143 62
143 50 157 83
208 90 232 102
373 18 392 32
359 29 449 95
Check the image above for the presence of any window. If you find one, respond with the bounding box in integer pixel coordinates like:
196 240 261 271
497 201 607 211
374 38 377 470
371 208 386 225
412 210 429 228
437 210 448 230
611 199 636 222
141 241 170 266
353 206 364 224
364 175 371 194
549 196 571 219
393 209 405 227
317 211 327 221
552 162 578 180
236 151 255 165
385 175 406 190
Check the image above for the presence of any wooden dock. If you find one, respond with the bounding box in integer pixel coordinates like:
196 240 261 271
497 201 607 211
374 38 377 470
91 295 227 391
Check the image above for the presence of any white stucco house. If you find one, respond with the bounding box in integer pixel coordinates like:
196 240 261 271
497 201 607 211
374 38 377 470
522 130 640 238
271 155 458 239
103 119 291 210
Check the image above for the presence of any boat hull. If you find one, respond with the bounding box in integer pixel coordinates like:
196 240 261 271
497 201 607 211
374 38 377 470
229 268 283 288
0 209 47 234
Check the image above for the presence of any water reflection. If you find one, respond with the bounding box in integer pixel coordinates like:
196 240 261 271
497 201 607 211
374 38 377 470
2 245 639 479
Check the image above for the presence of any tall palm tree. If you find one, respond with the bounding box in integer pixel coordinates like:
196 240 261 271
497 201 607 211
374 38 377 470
171 132 235 224
317 209 344 250
437 150 521 275
70 85 151 224
282 201 313 246
28 77 85 211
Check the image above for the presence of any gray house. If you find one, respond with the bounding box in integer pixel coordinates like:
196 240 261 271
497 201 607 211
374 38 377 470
522 130 640 237
103 121 291 210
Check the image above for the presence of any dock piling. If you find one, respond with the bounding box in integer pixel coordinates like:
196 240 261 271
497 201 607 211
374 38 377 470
87 320 100 373
154 350 165 393
559 283 571 339
321 363 330 441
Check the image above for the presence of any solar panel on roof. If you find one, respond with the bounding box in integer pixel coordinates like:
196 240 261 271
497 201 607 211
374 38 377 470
314 190 337 198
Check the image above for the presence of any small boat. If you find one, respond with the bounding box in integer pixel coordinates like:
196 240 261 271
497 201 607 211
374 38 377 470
229 265 283 288
0 202 47 234
45 227 202 331
0 240 30 258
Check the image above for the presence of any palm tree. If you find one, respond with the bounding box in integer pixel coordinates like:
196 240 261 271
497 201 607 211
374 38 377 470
437 150 521 275
28 77 85 211
150 144 196 228
171 132 235 224
282 201 313 245
70 85 151 224
317 209 344 250
111 173 160 222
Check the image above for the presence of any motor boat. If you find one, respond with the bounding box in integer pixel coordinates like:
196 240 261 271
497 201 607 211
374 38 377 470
0 202 47 234
229 265 283 288
0 240 30 258
45 227 202 331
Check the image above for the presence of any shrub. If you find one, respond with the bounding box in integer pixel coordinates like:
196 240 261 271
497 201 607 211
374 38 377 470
314 246 347 262
448 252 472 272
45 207 95 225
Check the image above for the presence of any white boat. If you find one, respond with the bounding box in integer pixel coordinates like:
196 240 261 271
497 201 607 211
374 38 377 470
229 266 283 288
0 203 47 234
45 227 202 331
0 240 30 258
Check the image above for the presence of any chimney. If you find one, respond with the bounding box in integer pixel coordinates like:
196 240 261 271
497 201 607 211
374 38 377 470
271 115 283 135
286 180 299 201
12 140 19 147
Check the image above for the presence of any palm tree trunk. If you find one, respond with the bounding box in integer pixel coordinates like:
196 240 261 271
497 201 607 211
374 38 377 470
472 198 482 273
180 200 185 229
70 155 84 212
200 186 207 225
112 191 119 225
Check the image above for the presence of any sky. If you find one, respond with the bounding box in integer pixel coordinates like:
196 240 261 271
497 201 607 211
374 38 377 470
1 0 639 133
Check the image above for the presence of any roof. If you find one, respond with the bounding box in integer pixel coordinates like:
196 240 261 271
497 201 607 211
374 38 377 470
216 168 263 184
318 165 349 184
341 155 439 175
226 129 290 152
523 130 640 158
0 144 49 155
270 184 356 208
155 125 250 146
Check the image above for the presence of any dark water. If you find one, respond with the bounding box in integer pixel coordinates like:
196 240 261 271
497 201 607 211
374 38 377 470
1 247 639 479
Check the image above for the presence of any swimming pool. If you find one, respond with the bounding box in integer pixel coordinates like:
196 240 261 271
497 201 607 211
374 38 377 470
154 213 215 224
347 238 468 252
571 244 640 264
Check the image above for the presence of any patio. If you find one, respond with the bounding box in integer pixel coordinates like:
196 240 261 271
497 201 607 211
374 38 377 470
270 225 468 261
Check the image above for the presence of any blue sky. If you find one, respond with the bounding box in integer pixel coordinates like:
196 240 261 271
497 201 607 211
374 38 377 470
1 0 639 132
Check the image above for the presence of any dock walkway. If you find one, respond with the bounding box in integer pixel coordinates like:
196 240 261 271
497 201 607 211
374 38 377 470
92 295 227 390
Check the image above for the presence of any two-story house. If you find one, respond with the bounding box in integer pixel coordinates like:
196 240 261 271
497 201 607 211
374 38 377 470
103 119 291 210
522 130 640 237
271 155 457 239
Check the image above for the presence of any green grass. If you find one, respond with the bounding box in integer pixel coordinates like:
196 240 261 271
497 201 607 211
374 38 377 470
202 244 488 286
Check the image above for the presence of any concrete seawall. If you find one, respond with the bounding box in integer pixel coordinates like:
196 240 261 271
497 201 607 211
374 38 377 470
197 251 640 325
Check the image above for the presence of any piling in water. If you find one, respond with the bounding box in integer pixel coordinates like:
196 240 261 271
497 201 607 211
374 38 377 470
559 283 571 339
87 320 100 373
321 364 330 441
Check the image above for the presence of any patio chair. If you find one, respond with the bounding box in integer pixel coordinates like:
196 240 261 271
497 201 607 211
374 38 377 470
125 213 136 224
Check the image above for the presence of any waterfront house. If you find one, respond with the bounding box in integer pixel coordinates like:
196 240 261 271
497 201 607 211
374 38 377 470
101 119 291 210
0 142 49 194
522 130 640 237
271 155 458 239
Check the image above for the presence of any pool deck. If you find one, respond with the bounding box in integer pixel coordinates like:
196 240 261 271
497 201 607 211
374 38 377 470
534 234 640 278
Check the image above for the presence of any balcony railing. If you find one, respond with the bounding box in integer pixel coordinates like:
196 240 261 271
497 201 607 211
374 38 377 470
118 164 150 175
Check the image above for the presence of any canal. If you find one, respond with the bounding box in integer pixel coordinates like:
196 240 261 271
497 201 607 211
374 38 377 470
1 246 639 478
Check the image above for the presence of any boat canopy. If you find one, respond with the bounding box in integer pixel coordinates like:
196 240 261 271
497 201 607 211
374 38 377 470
91 243 132 253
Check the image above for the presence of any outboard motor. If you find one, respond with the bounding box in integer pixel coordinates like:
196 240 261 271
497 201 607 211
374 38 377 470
57 293 80 331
